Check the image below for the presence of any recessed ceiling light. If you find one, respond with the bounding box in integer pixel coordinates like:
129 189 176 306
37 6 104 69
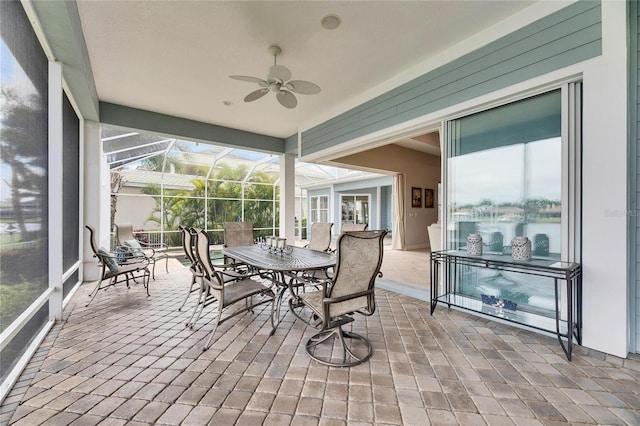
321 14 341 30
223 100 233 106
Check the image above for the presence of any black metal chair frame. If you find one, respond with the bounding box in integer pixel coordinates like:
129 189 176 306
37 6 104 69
191 228 276 350
289 230 387 367
85 225 151 307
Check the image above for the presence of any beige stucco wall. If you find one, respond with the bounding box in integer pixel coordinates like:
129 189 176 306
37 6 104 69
113 187 159 230
333 144 441 250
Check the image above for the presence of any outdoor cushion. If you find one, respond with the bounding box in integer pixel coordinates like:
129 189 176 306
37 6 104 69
98 248 119 273
124 239 145 257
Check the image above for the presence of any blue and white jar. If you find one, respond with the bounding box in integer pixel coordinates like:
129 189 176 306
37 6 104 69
511 236 531 261
466 234 483 256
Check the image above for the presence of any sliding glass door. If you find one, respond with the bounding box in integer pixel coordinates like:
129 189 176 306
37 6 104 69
443 85 581 318
340 195 369 227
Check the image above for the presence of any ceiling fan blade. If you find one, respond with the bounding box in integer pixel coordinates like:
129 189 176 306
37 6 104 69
268 65 292 83
244 88 269 102
230 75 268 85
276 90 297 109
285 80 321 95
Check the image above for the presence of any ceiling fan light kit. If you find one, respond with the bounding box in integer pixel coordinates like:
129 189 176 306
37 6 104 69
230 45 321 109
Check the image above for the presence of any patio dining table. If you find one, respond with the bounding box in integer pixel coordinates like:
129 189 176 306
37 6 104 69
222 244 336 331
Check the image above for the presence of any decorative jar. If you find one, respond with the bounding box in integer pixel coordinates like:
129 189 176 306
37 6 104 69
466 234 483 256
511 236 532 261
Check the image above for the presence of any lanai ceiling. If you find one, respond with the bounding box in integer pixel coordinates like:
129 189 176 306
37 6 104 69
76 0 536 147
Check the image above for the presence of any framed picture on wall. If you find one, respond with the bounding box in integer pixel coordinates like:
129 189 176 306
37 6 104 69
425 188 434 208
411 187 422 208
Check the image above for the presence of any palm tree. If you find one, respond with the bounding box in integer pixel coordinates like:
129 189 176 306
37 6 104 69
0 88 47 241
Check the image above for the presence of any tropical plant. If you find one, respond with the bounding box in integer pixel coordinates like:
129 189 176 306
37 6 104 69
0 88 47 241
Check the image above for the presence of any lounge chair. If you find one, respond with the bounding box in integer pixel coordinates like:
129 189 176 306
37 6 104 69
85 225 150 306
115 223 169 279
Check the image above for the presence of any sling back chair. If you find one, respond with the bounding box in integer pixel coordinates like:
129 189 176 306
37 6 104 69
340 222 368 232
115 223 168 279
181 227 256 328
290 230 387 367
192 228 275 350
222 221 255 272
305 222 334 252
176 225 201 313
85 225 150 307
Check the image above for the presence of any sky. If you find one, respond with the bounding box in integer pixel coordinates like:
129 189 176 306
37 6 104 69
449 137 561 206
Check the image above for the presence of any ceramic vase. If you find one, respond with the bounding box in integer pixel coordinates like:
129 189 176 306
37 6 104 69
511 236 531 261
466 233 483 256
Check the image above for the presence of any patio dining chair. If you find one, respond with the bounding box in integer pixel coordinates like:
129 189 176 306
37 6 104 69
289 229 387 367
340 223 368 233
223 221 255 272
285 222 335 287
305 222 334 252
176 225 201 313
85 225 150 307
192 228 275 350
181 227 254 328
115 223 169 279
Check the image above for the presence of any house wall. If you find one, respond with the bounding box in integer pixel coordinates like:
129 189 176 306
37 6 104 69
380 185 393 232
307 176 393 237
113 187 158 231
335 145 440 250
301 1 631 357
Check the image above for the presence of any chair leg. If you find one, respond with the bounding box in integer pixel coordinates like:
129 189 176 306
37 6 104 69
144 269 151 296
203 307 224 351
305 326 373 367
186 279 205 327
178 275 197 312
85 279 105 307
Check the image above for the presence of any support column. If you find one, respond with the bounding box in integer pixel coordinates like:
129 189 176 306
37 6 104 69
82 120 107 281
48 61 63 320
279 153 295 240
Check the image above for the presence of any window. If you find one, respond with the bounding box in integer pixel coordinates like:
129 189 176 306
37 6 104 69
0 0 50 383
340 195 369 226
310 195 329 223
443 86 581 319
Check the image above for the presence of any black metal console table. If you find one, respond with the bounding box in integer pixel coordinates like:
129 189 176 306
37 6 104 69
430 250 582 360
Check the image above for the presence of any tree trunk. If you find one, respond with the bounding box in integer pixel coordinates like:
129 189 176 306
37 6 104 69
110 172 122 230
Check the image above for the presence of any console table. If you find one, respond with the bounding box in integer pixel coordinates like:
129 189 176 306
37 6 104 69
430 250 582 360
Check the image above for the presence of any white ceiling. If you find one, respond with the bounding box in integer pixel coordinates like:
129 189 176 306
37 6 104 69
76 1 535 140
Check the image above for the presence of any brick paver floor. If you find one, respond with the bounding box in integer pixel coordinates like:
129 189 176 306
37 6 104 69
2 258 640 425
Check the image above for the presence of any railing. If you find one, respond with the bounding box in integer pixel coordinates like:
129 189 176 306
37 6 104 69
0 240 39 252
110 227 285 250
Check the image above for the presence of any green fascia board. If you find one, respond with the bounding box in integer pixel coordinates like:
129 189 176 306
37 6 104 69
302 0 601 156
30 0 99 121
100 102 285 154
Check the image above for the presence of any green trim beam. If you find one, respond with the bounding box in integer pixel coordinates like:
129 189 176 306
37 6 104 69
100 102 285 154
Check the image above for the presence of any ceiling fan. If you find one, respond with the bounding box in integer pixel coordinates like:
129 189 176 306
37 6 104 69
230 45 321 109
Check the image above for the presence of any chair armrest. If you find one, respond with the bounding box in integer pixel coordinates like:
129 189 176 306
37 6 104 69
322 288 374 305
114 246 152 264
138 240 168 251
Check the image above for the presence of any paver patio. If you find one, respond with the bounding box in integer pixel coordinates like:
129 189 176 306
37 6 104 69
1 256 640 425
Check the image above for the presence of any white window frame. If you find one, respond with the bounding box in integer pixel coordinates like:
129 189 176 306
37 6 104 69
310 195 329 223
339 194 371 227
